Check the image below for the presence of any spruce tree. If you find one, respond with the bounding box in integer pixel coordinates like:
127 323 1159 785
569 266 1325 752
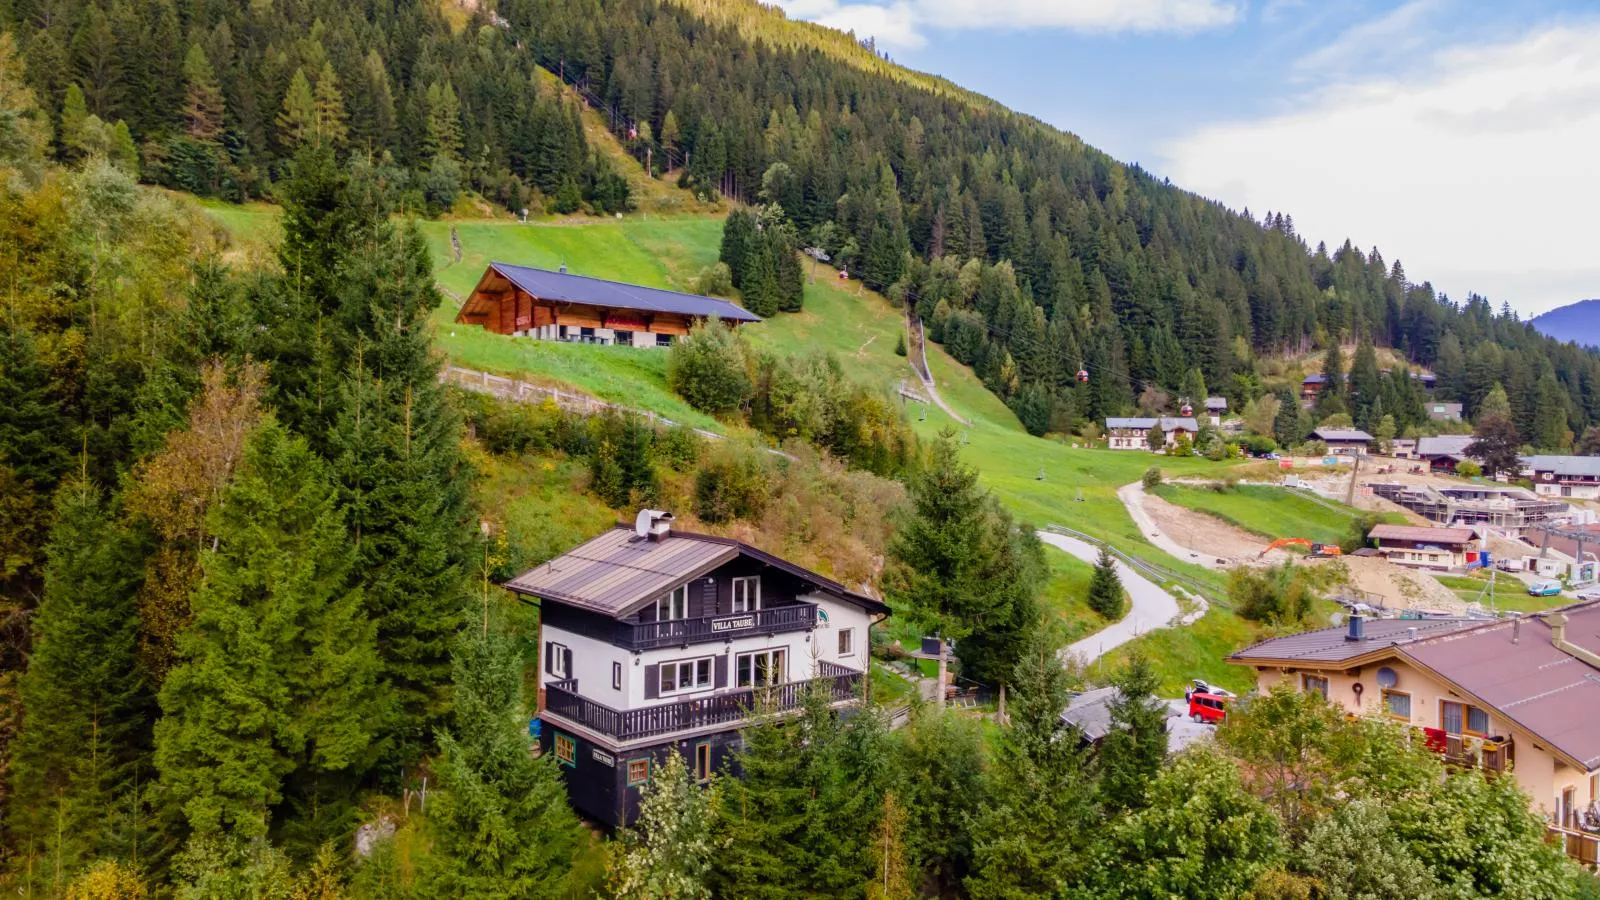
154 420 384 843
1273 387 1303 448
1087 546 1124 619
1095 652 1167 811
427 628 584 898
1349 341 1382 430
1315 344 1347 416
329 222 471 774
276 68 317 149
9 478 151 886
0 322 72 492
719 208 757 286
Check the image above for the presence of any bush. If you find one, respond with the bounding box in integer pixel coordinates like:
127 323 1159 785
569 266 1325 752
1142 466 1162 489
693 448 771 523
693 262 735 297
1454 460 1482 478
667 318 753 415
1228 562 1316 625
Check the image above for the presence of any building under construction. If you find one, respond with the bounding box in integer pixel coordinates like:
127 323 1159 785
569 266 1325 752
1370 483 1569 534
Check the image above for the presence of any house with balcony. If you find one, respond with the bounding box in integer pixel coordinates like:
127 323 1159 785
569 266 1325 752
1228 603 1600 868
1105 416 1199 451
1311 426 1373 456
1526 455 1600 501
506 511 888 826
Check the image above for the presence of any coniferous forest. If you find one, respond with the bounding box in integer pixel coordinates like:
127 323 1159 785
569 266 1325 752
4 0 1600 895
2 0 1598 444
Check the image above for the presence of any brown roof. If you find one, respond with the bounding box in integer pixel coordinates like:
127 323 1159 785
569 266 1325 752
1232 601 1600 771
1367 524 1477 545
1229 618 1483 665
1403 605 1600 770
504 526 886 618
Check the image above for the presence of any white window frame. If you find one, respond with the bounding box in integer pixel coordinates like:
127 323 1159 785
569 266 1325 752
656 584 690 621
731 576 761 613
838 627 855 657
548 642 569 678
736 649 787 688
659 656 714 697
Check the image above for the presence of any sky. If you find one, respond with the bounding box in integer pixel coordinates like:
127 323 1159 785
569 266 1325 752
770 0 1600 318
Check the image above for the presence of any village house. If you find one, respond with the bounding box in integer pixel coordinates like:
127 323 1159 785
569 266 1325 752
1105 416 1199 451
1300 373 1329 405
1417 434 1478 473
1204 397 1228 425
508 511 886 826
1311 426 1373 456
1365 523 1481 571
1427 402 1464 423
1390 438 1418 459
455 261 761 346
1526 456 1600 501
1229 604 1600 867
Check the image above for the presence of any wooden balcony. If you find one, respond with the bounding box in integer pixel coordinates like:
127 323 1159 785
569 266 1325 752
1548 824 1600 871
544 661 862 743
617 602 818 651
1442 733 1513 774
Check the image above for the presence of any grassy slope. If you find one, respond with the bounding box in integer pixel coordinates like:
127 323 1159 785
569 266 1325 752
1150 483 1401 546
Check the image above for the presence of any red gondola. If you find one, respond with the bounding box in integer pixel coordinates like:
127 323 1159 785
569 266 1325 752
1180 402 1194 416
1076 369 1089 383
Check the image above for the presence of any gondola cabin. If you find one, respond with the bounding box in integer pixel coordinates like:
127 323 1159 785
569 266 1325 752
455 262 761 347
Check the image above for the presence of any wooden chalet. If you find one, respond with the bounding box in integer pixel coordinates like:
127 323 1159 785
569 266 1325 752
456 262 761 347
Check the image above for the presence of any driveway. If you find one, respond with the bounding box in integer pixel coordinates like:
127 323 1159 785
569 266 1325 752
1116 481 1232 571
1038 531 1182 665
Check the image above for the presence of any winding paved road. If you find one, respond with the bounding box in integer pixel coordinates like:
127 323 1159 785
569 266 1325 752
1037 531 1182 664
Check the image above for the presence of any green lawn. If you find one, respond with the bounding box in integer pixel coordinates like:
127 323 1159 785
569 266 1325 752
1039 544 1117 646
1150 483 1400 547
195 195 1301 696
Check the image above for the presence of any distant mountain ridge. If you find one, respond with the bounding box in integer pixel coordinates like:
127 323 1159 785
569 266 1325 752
1532 300 1600 349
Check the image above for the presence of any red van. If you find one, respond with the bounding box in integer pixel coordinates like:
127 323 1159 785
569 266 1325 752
1188 692 1229 725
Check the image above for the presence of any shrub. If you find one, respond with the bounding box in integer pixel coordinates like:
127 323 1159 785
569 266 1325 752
1454 460 1482 478
1228 562 1316 625
668 318 753 415
1142 466 1162 489
693 262 735 297
693 448 771 523
894 331 907 357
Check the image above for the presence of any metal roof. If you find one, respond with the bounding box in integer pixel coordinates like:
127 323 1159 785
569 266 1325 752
1417 434 1475 457
1104 417 1198 431
1313 428 1374 442
1205 397 1228 410
1229 618 1481 665
1402 607 1600 770
1059 686 1119 742
1367 524 1477 545
1524 455 1600 478
504 526 885 618
488 262 762 323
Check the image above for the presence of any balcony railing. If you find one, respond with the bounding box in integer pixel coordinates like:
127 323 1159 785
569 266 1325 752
1548 824 1600 871
1441 733 1512 774
617 602 817 651
544 661 862 743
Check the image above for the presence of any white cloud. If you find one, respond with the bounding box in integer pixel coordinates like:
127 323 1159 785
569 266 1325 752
1160 23 1600 317
1293 0 1444 79
772 0 1239 49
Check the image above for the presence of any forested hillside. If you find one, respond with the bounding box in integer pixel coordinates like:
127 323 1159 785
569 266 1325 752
4 0 1597 446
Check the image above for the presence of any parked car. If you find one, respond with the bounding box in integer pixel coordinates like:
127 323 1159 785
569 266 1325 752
1188 692 1230 725
1527 580 1563 597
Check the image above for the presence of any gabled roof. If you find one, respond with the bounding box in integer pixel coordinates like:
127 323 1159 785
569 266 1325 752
1417 434 1475 458
1524 455 1600 478
485 262 762 322
1105 417 1158 430
504 525 885 618
1312 427 1373 442
1303 373 1328 385
1231 601 1600 772
1368 523 1477 545
1059 686 1119 742
1105 417 1198 431
1205 397 1228 411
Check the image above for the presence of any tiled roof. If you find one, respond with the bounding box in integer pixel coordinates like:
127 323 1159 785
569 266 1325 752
489 262 762 322
504 526 884 618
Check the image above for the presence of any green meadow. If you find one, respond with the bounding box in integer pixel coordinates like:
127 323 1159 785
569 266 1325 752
1150 483 1403 547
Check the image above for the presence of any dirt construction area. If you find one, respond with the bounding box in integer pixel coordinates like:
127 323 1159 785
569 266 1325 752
1133 485 1466 612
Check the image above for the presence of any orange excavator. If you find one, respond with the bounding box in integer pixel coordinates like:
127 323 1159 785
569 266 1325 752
1259 538 1343 558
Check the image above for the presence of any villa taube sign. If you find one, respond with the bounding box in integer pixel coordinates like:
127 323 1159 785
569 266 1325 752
711 614 757 633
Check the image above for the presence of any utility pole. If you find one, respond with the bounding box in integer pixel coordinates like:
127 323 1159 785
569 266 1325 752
1346 452 1362 507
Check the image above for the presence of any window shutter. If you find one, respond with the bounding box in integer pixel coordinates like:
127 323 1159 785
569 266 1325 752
563 648 573 680
702 578 717 616
714 654 728 689
613 661 623 691
644 664 659 700
544 641 553 675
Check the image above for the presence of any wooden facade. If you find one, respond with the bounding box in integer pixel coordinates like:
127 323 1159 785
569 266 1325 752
456 263 757 348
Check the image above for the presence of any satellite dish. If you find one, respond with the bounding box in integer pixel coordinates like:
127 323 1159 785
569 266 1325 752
1375 666 1399 689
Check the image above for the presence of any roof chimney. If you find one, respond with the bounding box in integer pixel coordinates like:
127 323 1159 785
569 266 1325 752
1547 611 1568 648
634 509 674 542
1346 614 1365 642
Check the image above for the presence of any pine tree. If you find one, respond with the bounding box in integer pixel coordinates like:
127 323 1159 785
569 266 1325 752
1315 344 1347 416
1273 386 1303 448
276 68 317 149
427 628 584 898
1095 652 1167 811
181 44 223 142
311 62 348 148
329 222 470 774
1349 341 1382 430
1087 545 1123 619
153 419 384 843
719 208 757 286
9 478 151 887
0 322 72 492
424 80 462 164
